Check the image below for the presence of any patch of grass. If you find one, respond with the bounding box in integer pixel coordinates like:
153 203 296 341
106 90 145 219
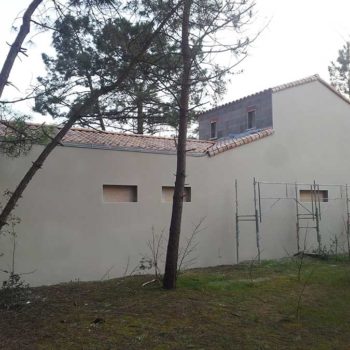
1 258 350 349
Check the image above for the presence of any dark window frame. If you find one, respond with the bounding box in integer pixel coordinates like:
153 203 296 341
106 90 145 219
247 109 256 129
210 120 217 139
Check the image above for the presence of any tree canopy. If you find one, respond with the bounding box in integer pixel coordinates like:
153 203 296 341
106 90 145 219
34 2 183 134
329 41 350 98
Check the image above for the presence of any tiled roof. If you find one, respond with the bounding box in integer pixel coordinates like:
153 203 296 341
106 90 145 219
206 128 274 157
62 127 215 155
62 127 274 156
0 122 272 156
271 74 320 92
198 74 350 116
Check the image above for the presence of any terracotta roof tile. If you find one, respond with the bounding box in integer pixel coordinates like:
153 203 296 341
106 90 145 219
62 127 215 155
0 123 273 157
207 128 274 157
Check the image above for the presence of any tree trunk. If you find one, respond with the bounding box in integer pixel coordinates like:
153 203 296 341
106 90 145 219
0 1 182 231
136 99 144 134
0 0 43 98
87 76 106 131
163 0 192 290
0 113 78 230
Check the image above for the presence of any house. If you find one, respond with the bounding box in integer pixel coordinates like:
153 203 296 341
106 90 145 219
1 74 350 286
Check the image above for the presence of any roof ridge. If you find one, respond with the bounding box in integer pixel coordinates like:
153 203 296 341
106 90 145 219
197 88 272 117
272 74 350 104
271 74 320 92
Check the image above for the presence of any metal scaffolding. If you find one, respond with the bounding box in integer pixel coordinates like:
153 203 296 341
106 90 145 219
234 178 261 263
234 178 350 264
294 181 321 253
346 185 350 259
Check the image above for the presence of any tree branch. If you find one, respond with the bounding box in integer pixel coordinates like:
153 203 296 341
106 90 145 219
0 0 43 98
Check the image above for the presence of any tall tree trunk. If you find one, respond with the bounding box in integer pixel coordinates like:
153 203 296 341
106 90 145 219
136 99 144 134
0 1 183 231
163 0 192 290
86 72 106 130
0 0 43 98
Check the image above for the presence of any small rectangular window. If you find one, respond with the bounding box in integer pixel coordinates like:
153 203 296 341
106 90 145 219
210 121 217 139
299 190 328 203
247 110 256 129
162 186 191 202
103 185 137 202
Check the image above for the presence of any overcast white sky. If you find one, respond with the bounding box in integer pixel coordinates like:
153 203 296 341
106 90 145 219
1 0 350 123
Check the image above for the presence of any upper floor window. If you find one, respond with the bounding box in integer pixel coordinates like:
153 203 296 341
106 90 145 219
210 121 217 139
247 110 256 129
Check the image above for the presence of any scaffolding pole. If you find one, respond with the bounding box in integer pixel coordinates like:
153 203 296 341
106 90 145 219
235 178 347 262
295 183 300 253
253 178 261 263
346 184 350 260
235 179 239 264
234 179 261 264
294 180 321 254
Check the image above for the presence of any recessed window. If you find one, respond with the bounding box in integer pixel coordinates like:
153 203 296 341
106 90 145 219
210 121 217 139
162 186 191 202
247 110 256 129
103 185 137 202
299 190 328 203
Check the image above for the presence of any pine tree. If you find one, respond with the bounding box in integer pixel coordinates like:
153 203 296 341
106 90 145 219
34 9 181 134
162 0 256 289
329 41 350 98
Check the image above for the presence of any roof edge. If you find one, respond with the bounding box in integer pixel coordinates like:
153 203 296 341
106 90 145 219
198 74 350 117
207 128 274 157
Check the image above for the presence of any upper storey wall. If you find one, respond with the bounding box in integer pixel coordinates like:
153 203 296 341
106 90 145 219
198 90 273 140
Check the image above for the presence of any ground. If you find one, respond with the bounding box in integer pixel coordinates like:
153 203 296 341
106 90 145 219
1 258 350 349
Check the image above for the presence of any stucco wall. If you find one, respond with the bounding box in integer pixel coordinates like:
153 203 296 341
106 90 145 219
206 80 350 263
0 148 235 286
198 90 273 139
1 80 350 286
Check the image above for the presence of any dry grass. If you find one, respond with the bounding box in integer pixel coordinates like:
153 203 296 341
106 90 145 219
1 258 350 349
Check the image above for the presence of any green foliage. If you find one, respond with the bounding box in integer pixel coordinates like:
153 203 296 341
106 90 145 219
329 41 350 98
0 273 30 310
35 5 181 134
0 106 54 157
35 0 256 134
68 0 119 6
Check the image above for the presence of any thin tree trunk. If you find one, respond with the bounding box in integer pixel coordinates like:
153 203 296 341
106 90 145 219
0 1 183 231
136 99 144 134
0 0 43 98
163 0 192 290
86 72 106 130
0 112 78 230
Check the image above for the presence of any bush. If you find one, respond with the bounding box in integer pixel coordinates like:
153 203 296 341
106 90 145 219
0 273 30 310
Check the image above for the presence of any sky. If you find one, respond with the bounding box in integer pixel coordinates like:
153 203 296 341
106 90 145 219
1 0 350 123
